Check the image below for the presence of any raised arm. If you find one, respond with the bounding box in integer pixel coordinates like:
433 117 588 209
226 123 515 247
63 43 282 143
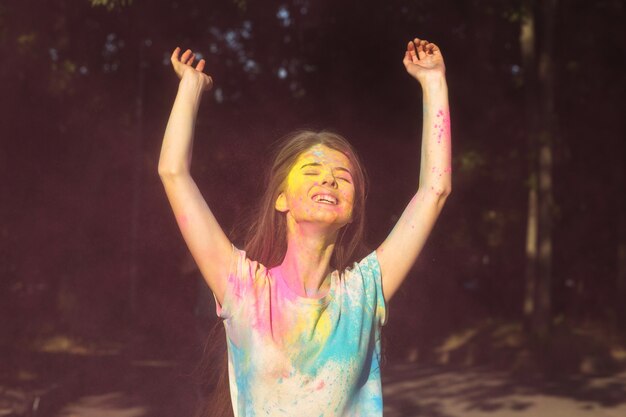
376 38 452 302
158 47 232 305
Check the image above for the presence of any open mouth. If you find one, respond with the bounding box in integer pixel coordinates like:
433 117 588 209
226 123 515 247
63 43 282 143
312 194 338 205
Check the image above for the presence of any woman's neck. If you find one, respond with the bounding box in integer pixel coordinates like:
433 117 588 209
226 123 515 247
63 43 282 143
277 222 338 298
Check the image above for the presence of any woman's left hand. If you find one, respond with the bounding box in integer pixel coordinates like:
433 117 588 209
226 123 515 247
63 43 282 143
403 38 446 84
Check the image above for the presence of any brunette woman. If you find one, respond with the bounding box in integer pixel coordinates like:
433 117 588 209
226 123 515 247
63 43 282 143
158 37 451 416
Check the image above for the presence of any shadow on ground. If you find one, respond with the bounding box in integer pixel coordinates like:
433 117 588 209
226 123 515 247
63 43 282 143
381 319 626 417
0 343 199 417
382 362 626 417
2 319 626 417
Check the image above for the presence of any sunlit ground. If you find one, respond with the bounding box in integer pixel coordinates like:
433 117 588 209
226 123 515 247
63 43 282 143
56 393 148 417
33 335 124 356
1 319 624 416
382 364 626 417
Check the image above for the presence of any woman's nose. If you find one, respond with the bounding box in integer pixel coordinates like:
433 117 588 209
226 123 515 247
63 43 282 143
321 172 338 188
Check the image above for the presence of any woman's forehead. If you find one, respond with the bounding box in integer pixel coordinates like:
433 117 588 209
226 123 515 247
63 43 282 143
295 144 352 168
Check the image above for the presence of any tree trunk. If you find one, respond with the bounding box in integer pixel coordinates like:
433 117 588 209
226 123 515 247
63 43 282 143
522 0 557 338
521 0 539 332
618 108 626 329
128 7 145 321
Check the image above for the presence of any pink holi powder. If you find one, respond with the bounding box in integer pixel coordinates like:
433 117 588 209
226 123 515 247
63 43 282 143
433 109 451 148
316 380 325 390
178 215 188 227
442 112 451 141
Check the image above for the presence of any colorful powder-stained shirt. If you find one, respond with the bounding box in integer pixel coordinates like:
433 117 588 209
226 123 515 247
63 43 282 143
216 247 387 417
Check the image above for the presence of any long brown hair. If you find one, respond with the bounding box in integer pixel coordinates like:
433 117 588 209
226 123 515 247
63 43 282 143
198 130 369 417
244 129 369 269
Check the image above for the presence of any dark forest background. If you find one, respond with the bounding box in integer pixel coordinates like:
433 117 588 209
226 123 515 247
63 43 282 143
0 0 624 415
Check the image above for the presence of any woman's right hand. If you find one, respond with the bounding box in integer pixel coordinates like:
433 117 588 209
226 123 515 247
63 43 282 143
171 47 213 91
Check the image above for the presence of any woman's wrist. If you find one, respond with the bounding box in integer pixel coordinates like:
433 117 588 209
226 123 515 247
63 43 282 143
177 75 206 107
179 72 206 94
420 76 448 103
419 73 447 92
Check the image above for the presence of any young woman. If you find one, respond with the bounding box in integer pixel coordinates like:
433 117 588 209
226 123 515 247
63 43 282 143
159 37 451 416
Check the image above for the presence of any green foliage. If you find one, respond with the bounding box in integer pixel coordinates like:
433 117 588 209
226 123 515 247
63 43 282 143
1 0 624 353
49 59 78 95
482 209 507 248
457 150 486 174
89 0 133 11
232 0 247 12
16 32 37 52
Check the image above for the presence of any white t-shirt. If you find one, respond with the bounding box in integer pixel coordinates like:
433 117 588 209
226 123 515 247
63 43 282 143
216 248 387 417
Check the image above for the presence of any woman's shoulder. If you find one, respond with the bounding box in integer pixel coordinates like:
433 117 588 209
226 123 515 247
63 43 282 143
345 250 380 272
339 250 381 283
335 250 386 324
230 245 271 283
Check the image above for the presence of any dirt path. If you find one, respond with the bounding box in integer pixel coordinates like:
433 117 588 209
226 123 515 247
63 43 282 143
50 361 626 417
382 363 626 417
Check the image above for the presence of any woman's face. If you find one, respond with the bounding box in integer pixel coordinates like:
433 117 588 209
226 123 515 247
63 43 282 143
275 144 356 231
